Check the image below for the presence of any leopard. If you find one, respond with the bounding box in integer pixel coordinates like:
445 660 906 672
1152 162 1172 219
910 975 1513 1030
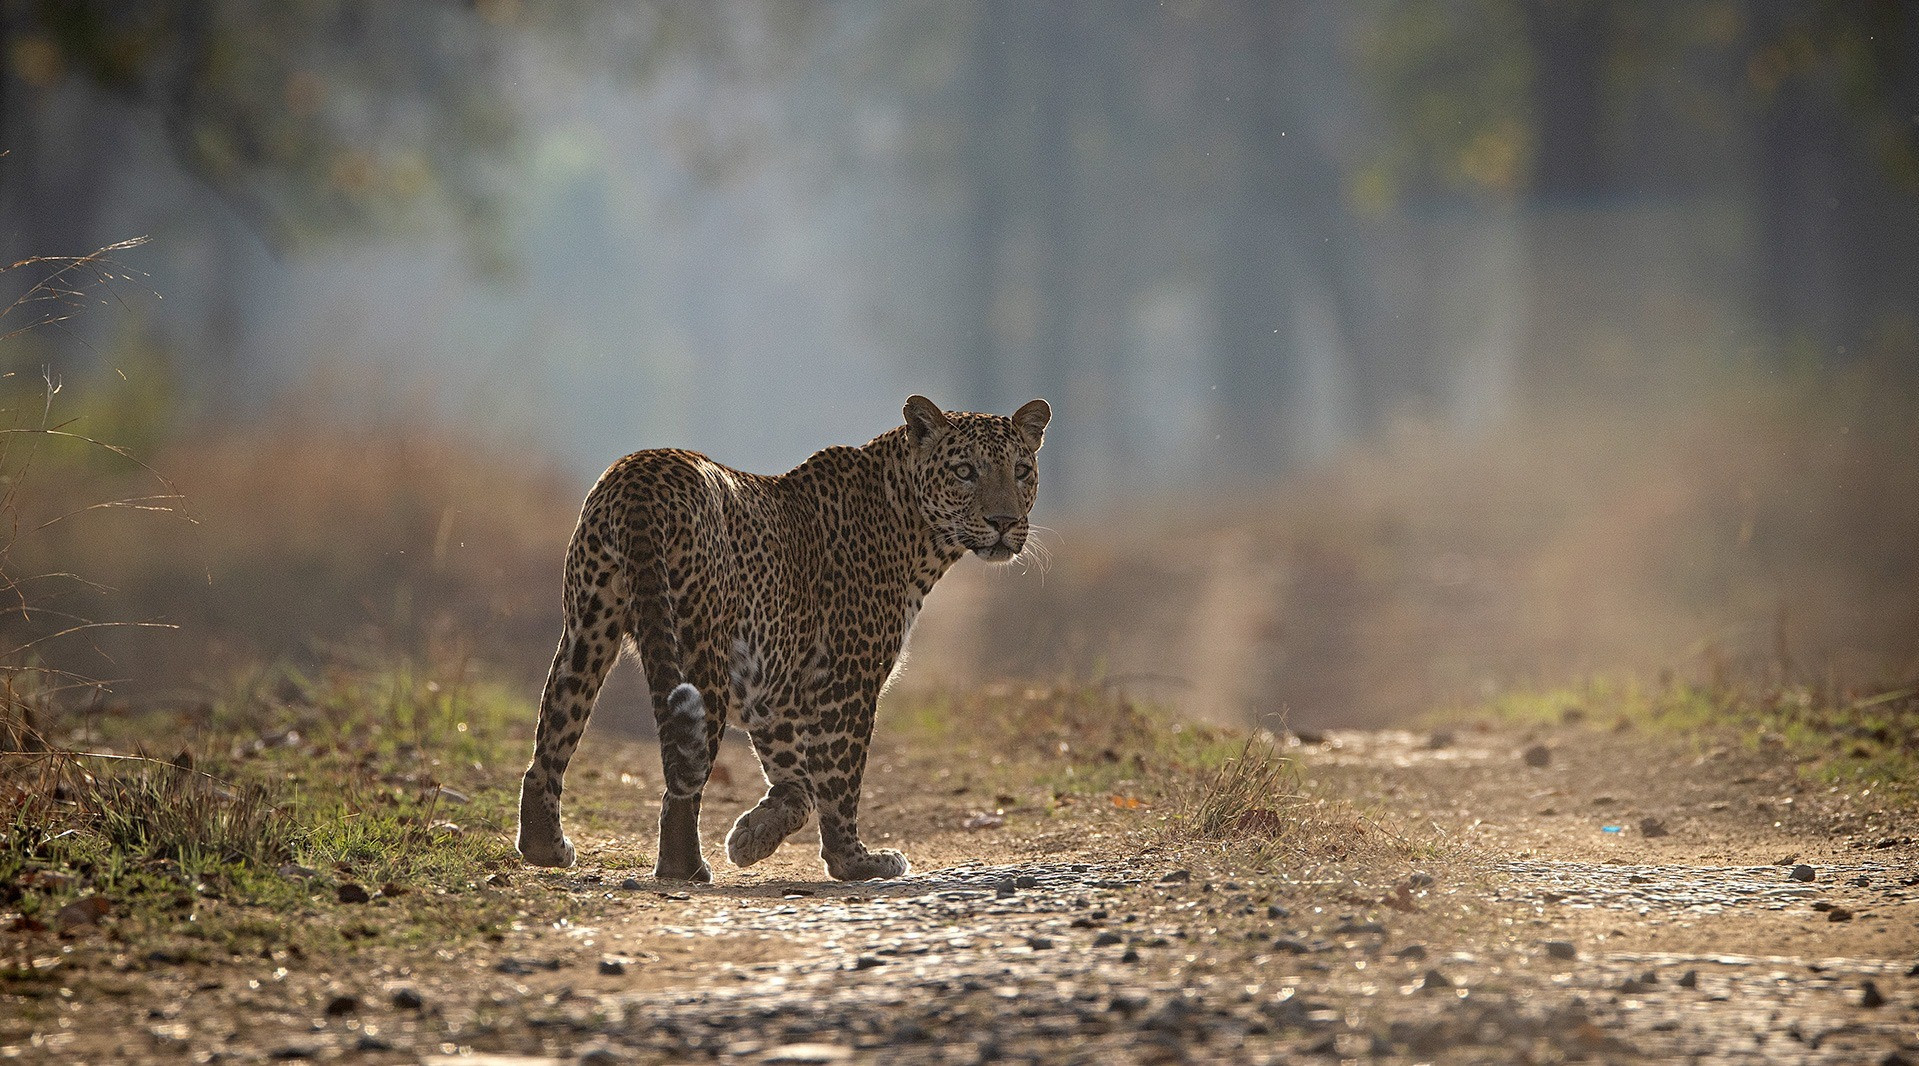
515 394 1051 881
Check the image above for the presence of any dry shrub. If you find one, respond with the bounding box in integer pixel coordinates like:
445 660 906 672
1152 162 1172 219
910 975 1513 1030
1173 738 1407 862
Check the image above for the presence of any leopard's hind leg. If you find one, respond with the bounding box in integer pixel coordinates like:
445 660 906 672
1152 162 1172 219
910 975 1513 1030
517 562 622 867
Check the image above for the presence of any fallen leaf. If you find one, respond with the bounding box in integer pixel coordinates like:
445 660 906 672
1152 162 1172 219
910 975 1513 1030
56 895 111 930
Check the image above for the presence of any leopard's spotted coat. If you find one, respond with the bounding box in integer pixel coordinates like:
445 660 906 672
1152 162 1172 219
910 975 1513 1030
516 395 1050 881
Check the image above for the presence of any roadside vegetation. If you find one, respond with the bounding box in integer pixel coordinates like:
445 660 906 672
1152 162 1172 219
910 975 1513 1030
1452 675 1919 805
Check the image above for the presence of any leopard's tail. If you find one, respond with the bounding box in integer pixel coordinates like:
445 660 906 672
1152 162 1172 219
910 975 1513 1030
658 682 710 799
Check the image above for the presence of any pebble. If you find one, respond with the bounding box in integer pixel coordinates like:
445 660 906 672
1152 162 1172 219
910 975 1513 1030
1266 903 1290 919
1014 874 1039 889
335 883 370 904
1826 907 1855 922
1861 980 1887 1008
1393 944 1428 961
994 879 1017 899
1522 744 1552 768
1639 817 1670 838
599 958 626 975
1093 932 1123 947
1157 869 1192 884
389 987 423 1010
1676 970 1698 988
620 877 644 890
1544 941 1578 960
1790 864 1817 882
578 1047 625 1065
322 994 357 1017
1026 936 1054 950
1417 968 1452 992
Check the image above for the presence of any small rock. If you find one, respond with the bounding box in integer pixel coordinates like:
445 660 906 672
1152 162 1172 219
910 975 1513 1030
1639 818 1669 838
1026 936 1054 951
1014 874 1039 889
353 1034 394 1052
1406 871 1435 889
1676 970 1698 988
1852 875 1872 887
1093 931 1123 947
1418 968 1452 992
1394 944 1428 961
1158 869 1192 884
390 987 424 1010
1789 864 1816 882
1120 948 1140 964
762 1045 852 1064
849 956 884 971
1544 941 1578 960
578 1047 625 1066
1425 731 1454 750
1861 980 1886 1008
1266 903 1290 919
495 957 562 975
1907 961 1919 977
1827 907 1855 922
1270 938 1312 954
599 958 626 975
994 879 1016 899
1521 744 1552 768
336 883 371 905
268 1045 318 1061
278 864 319 880
323 994 358 1017
1333 920 1386 935
619 877 644 890
378 881 408 898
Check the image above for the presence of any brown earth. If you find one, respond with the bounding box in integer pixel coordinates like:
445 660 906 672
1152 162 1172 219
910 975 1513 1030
6 714 1918 1064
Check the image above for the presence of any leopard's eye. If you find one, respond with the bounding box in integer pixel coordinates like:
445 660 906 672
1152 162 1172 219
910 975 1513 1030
1014 463 1033 480
949 462 977 482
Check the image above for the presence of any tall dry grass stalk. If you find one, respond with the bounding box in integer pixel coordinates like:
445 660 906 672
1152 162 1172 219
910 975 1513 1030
0 237 183 744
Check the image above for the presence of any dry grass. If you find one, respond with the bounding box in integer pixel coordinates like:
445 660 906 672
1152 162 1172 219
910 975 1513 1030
0 396 579 701
1167 737 1412 864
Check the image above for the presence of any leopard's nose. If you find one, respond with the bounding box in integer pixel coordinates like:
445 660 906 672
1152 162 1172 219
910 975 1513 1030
985 514 1020 536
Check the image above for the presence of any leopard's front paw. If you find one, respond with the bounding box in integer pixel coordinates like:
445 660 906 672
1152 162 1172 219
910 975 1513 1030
826 847 909 881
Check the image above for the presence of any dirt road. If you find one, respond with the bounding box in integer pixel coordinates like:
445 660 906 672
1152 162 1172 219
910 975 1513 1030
13 715 1919 1064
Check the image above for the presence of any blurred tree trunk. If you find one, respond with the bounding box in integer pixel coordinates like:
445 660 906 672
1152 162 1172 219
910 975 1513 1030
1520 0 1611 200
958 0 1010 413
1211 2 1301 476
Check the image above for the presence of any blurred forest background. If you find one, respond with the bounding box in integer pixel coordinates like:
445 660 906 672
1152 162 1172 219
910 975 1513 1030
3 0 1916 730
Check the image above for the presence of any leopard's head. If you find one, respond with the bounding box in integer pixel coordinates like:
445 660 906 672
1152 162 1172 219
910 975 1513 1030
902 394 1050 562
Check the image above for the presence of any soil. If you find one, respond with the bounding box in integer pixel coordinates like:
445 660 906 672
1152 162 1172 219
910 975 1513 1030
7 717 1918 1064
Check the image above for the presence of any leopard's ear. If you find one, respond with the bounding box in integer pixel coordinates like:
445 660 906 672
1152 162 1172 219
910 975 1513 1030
1012 398 1050 451
903 395 952 449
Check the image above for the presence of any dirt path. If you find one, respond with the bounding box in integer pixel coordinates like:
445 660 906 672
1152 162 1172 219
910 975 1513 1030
13 720 1919 1064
